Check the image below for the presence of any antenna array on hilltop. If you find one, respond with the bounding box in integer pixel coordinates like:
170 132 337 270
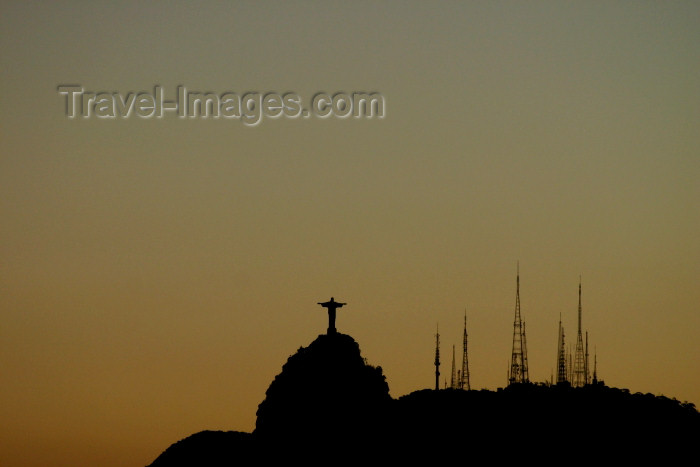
430 265 598 390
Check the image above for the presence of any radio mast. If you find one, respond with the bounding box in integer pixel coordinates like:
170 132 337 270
509 263 529 384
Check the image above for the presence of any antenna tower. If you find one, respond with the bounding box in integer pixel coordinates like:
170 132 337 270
573 279 586 387
509 263 529 384
460 312 471 390
592 348 598 385
522 321 529 382
585 331 590 384
556 313 568 384
434 324 441 390
450 345 457 389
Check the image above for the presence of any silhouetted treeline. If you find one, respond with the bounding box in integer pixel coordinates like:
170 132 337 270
392 383 699 462
147 430 251 467
147 334 699 465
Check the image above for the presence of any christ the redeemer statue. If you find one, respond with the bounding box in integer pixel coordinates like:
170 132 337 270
318 297 346 335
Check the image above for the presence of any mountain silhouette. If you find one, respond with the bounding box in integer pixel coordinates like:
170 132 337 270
147 332 391 465
254 332 391 459
147 333 699 465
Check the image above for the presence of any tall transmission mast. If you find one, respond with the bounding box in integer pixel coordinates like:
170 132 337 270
585 331 590 385
522 321 529 382
573 278 586 387
450 345 457 389
592 348 598 385
509 263 529 384
460 312 471 390
434 324 441 390
557 313 568 384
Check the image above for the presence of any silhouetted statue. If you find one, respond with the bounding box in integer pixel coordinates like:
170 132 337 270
317 297 346 334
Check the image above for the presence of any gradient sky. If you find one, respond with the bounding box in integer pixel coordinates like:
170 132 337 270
1 1 699 466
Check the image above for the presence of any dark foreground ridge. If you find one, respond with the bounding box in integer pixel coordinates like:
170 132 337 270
147 431 252 466
147 333 699 465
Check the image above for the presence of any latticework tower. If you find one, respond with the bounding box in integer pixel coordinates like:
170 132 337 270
509 264 529 384
556 313 568 384
573 280 586 387
585 331 590 384
434 325 440 390
460 312 471 390
592 348 598 385
450 345 457 389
